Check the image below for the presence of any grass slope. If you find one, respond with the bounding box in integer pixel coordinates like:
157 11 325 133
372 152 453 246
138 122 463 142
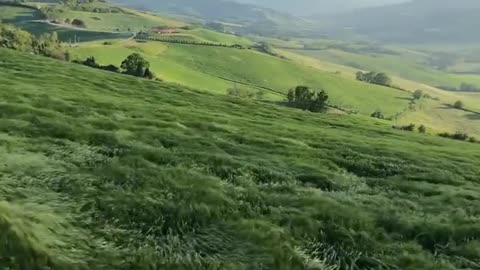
292 48 480 89
0 4 130 42
278 48 480 136
2 48 480 269
0 4 42 23
73 40 412 116
151 28 253 46
43 4 185 31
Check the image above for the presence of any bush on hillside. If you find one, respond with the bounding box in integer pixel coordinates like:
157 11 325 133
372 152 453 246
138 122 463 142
121 53 150 77
439 132 470 142
74 56 121 73
286 86 329 113
226 87 255 99
393 123 415 132
71 19 86 28
453 100 465 109
143 68 156 80
413 90 424 100
459 82 479 92
371 111 385 119
418 125 427 134
356 71 392 86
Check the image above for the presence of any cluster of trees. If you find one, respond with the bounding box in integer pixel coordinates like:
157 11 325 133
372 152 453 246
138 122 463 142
74 56 120 72
0 24 68 60
286 86 329 113
370 111 385 119
226 85 265 100
135 34 244 49
57 0 121 13
438 82 479 92
75 53 156 79
439 132 478 143
253 42 286 59
356 71 392 86
393 123 427 134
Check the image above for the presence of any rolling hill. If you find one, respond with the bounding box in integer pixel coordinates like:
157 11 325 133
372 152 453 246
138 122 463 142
109 0 317 37
2 46 480 270
234 0 407 15
72 39 412 116
322 0 480 43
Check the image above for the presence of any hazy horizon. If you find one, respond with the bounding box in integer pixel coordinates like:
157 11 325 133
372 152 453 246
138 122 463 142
232 0 410 15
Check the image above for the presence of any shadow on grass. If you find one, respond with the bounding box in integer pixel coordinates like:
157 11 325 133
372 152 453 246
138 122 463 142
439 103 480 120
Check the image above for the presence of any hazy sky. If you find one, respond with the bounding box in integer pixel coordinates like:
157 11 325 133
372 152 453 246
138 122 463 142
234 0 409 15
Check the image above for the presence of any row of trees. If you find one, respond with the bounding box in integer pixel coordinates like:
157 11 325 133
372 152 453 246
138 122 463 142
438 82 479 92
393 123 426 134
75 53 156 79
439 132 477 143
356 71 392 87
135 34 245 49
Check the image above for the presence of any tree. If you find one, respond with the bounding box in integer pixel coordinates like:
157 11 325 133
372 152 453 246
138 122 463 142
413 90 424 100
373 72 392 86
255 90 265 100
453 100 464 109
286 86 329 113
121 53 150 77
371 111 385 119
356 71 365 81
459 82 478 92
143 68 156 79
418 125 427 134
71 19 86 28
84 56 99 68
0 25 33 51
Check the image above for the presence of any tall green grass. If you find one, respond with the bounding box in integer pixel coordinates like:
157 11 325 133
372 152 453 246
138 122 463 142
1 48 480 269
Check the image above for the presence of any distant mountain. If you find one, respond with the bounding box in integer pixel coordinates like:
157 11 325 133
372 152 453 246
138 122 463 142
109 0 318 37
323 0 480 43
233 0 407 15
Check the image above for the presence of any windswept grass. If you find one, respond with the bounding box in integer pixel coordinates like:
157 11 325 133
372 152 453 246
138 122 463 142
1 48 480 269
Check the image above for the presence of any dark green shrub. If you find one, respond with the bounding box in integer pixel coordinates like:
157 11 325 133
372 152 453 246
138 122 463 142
286 86 329 113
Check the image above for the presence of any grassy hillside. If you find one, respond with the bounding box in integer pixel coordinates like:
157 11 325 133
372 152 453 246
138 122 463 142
147 28 253 46
0 4 42 23
0 3 131 42
291 48 480 89
2 48 480 269
278 48 480 136
44 6 185 31
72 40 412 116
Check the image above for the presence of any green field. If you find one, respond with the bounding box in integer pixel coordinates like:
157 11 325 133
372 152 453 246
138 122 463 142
72 40 412 116
43 4 185 31
0 4 42 23
276 47 480 136
291 48 480 89
0 4 131 42
151 28 253 46
2 47 480 269
15 21 132 42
